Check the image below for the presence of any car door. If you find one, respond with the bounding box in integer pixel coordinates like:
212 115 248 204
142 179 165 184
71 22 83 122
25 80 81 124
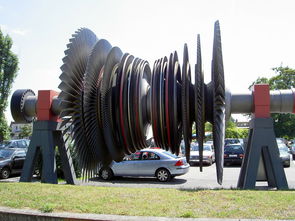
112 152 140 176
136 151 161 176
11 150 26 173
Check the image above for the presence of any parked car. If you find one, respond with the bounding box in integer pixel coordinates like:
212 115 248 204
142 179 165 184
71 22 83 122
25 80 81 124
0 148 27 179
224 144 244 166
205 140 213 146
290 143 295 159
189 143 215 165
278 143 290 167
0 139 29 151
99 148 190 182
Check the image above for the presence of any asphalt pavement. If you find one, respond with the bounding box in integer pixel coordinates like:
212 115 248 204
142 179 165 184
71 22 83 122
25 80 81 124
2 157 295 190
84 159 295 189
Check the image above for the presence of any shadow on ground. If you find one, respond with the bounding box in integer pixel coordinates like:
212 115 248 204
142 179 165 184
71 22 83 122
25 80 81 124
89 176 187 185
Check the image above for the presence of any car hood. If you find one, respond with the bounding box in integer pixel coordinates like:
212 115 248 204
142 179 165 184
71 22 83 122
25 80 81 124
190 151 213 157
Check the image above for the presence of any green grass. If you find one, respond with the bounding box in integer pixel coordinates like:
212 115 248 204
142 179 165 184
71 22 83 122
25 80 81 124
0 182 295 219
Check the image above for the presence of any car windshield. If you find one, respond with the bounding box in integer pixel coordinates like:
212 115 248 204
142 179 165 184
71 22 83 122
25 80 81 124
191 143 199 151
191 144 211 151
225 145 243 153
0 149 14 158
225 139 240 145
203 145 212 151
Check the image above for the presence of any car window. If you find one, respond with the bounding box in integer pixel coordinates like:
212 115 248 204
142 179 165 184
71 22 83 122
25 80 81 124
142 152 160 160
6 141 15 148
130 152 141 160
190 143 199 151
141 151 151 160
225 145 243 152
25 140 30 146
225 139 240 145
203 145 212 151
17 141 27 148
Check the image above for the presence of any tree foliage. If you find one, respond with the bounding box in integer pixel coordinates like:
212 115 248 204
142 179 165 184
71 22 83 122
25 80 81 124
0 29 18 141
19 124 32 139
251 66 295 139
225 117 248 138
205 122 212 132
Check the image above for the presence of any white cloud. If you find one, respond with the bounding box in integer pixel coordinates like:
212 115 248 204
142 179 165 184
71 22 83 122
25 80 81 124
11 28 27 36
0 24 7 32
0 25 28 36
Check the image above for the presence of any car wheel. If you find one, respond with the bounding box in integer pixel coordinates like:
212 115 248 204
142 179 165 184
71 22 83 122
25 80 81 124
156 168 171 182
284 163 290 168
0 168 10 179
208 159 213 166
99 167 113 180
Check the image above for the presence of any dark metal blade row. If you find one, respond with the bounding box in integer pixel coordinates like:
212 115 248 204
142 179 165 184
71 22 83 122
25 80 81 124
58 21 225 184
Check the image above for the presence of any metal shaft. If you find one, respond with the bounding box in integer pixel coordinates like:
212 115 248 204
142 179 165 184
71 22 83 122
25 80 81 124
230 89 295 114
22 95 61 119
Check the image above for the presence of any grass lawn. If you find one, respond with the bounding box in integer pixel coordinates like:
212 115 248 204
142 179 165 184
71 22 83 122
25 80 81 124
0 182 294 219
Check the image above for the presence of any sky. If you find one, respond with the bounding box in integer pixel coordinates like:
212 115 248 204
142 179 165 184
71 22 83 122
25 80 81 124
1 0 295 123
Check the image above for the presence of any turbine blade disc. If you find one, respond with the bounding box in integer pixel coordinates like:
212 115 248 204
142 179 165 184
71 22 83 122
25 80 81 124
212 21 225 185
182 44 193 162
58 28 98 177
195 34 205 172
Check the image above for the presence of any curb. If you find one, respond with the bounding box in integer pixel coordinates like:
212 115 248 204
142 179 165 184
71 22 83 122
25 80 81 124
0 207 293 221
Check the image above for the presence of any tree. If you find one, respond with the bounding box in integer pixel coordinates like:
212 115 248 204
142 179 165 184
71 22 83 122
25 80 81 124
225 117 248 138
0 29 19 141
251 66 295 139
205 122 212 132
19 124 32 138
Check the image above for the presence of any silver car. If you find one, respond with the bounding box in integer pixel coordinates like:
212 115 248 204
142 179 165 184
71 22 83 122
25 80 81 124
290 143 295 159
278 143 291 167
189 143 215 165
99 148 190 182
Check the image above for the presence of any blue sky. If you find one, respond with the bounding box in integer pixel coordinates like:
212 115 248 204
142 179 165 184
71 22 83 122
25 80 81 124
1 0 295 122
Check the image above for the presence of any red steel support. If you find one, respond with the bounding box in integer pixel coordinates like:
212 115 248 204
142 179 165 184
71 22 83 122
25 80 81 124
37 90 60 122
253 84 270 118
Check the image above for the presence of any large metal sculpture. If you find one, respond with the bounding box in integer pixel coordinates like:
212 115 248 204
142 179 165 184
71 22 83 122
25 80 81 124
10 21 295 188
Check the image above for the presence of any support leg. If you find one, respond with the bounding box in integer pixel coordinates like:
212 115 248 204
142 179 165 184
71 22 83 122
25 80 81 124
55 131 77 184
40 131 57 184
20 132 40 182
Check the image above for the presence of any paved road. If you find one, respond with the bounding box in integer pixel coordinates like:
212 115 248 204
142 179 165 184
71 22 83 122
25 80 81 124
2 159 295 190
85 160 295 189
